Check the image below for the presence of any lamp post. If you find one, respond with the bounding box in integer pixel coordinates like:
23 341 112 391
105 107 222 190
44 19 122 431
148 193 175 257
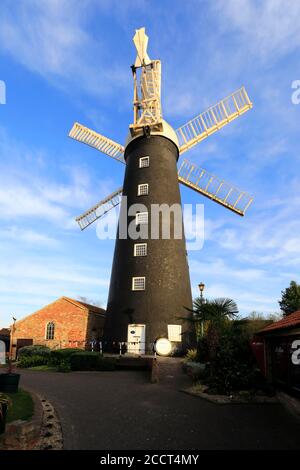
198 283 205 337
10 316 17 361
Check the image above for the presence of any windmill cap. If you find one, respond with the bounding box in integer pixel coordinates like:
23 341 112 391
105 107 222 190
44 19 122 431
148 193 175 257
125 120 179 150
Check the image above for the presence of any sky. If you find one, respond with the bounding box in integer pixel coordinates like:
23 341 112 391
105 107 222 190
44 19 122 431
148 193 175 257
0 0 300 327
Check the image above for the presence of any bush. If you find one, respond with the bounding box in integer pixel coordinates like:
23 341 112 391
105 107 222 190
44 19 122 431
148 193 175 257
49 348 83 366
18 345 51 358
183 361 208 381
18 354 49 368
206 322 264 395
184 349 198 362
56 360 71 373
70 352 116 371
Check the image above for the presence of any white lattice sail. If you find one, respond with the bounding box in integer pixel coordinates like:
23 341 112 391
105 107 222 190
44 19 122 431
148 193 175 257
76 188 123 230
178 159 253 216
176 87 252 154
69 123 125 163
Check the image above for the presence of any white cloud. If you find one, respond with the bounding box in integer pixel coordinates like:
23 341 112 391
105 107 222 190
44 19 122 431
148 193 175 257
0 254 111 326
189 258 266 283
0 0 130 99
0 183 68 223
216 0 300 62
0 226 59 247
0 126 119 226
0 260 109 287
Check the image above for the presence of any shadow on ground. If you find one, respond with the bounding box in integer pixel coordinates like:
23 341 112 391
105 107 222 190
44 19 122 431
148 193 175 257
20 369 300 450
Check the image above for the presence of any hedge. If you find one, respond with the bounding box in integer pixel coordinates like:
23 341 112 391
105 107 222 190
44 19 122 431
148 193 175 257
50 348 83 365
18 345 51 358
70 352 116 371
18 354 49 368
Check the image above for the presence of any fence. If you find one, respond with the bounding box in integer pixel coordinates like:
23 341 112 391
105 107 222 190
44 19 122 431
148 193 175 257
22 340 156 356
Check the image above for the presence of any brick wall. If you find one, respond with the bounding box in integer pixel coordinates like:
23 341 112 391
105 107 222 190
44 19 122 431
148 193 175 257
11 298 91 354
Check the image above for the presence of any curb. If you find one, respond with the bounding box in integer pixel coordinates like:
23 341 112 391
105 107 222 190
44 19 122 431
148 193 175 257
277 391 300 421
0 387 63 450
0 387 43 450
182 387 279 405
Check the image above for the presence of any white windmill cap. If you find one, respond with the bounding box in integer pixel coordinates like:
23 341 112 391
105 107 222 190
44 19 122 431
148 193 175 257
125 119 179 150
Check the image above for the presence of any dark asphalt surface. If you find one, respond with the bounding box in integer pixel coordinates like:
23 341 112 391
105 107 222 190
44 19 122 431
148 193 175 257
20 369 300 450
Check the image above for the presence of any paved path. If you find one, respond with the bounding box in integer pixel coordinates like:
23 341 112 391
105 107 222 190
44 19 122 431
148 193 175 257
20 369 300 450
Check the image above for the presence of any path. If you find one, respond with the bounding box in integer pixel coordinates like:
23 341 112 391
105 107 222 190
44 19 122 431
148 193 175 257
20 369 300 450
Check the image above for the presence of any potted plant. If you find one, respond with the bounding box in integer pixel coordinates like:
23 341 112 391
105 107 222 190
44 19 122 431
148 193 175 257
0 360 20 393
0 394 11 434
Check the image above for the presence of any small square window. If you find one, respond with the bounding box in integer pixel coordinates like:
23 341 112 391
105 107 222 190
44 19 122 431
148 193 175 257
138 184 149 196
136 211 148 225
139 156 149 168
132 277 146 291
168 325 182 342
134 243 147 257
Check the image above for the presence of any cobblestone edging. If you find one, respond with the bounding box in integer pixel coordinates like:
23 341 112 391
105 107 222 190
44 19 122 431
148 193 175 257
0 389 63 450
34 395 63 450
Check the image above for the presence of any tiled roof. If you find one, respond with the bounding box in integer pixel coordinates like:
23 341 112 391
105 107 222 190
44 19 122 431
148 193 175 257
0 328 10 336
259 310 300 333
63 297 106 316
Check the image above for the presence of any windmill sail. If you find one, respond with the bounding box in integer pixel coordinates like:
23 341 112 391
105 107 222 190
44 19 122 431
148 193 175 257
133 27 151 67
176 87 252 154
76 158 253 231
178 159 253 216
69 123 125 164
76 188 123 230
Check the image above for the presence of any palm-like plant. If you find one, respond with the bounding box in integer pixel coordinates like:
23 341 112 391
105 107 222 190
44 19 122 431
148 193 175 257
188 298 238 373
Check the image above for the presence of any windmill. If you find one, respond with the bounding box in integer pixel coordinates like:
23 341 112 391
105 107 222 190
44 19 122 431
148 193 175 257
69 27 253 354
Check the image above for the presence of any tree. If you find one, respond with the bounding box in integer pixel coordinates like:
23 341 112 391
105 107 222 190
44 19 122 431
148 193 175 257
279 281 300 316
189 298 238 373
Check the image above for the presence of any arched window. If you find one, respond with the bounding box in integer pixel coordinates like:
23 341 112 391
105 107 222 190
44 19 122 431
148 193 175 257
46 322 55 340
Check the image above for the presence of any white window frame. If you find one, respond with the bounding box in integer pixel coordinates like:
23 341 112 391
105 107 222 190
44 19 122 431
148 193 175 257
134 243 147 257
45 321 55 340
168 325 182 342
139 156 150 168
138 183 149 196
136 211 148 225
132 276 146 291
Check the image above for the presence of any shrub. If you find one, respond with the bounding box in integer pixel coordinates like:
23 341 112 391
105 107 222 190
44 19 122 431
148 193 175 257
18 354 49 368
183 361 208 381
70 352 116 371
49 348 83 366
56 360 71 373
184 349 198 362
206 322 264 394
18 345 51 358
0 394 11 434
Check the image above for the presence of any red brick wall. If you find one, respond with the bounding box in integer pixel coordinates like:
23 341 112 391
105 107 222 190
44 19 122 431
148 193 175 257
12 298 89 351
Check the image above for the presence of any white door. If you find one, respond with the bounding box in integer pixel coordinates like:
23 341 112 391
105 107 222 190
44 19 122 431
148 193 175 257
0 340 6 365
127 324 146 355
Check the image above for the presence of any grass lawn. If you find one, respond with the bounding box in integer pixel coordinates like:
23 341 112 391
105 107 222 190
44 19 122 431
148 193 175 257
5 388 34 423
28 365 57 372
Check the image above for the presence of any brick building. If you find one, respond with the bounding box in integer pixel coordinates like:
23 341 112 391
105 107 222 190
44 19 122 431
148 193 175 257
253 310 300 396
10 297 106 358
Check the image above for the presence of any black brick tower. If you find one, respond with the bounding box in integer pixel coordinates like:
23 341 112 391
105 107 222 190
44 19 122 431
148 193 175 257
104 131 193 351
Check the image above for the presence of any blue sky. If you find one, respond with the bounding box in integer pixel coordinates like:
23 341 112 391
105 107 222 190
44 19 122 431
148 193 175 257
0 0 300 327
